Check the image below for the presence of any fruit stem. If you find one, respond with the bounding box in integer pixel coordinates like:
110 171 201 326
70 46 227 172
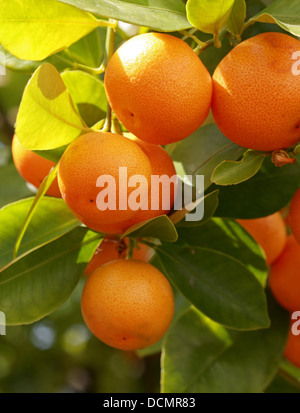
111 117 123 135
97 19 118 30
126 238 134 260
213 33 222 48
193 38 214 54
180 30 206 48
181 28 198 41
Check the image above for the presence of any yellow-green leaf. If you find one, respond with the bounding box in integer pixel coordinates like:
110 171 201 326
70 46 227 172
0 0 100 61
16 63 89 150
186 0 235 36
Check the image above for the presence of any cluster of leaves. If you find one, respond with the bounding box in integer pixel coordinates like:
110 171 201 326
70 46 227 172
0 0 300 393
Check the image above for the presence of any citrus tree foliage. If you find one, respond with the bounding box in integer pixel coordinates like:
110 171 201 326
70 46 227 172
1 0 300 393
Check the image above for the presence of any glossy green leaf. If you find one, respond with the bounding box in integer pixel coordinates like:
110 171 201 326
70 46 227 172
58 0 191 31
0 0 101 61
215 157 300 219
122 215 178 242
247 0 300 36
211 151 266 185
187 0 235 36
167 124 245 191
154 224 269 330
12 165 62 258
227 0 246 39
0 228 101 325
162 297 288 392
61 71 107 127
16 63 89 150
0 197 80 269
177 218 267 285
171 189 219 227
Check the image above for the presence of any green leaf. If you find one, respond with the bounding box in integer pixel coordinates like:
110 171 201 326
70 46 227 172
186 0 235 36
171 189 219 227
16 63 89 150
61 70 107 127
0 44 79 74
247 0 300 36
13 164 62 258
0 197 80 268
162 297 288 392
34 146 67 163
66 28 104 68
227 0 246 39
0 0 101 61
0 28 106 74
167 124 245 191
0 227 101 325
122 215 178 243
155 224 269 330
211 151 266 185
58 0 191 31
177 218 267 285
215 157 300 219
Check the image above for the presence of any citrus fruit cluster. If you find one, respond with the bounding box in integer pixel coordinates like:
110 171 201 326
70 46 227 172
238 209 300 369
11 30 300 355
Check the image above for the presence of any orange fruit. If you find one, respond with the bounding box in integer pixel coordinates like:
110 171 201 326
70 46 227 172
81 260 174 350
118 135 177 229
12 134 61 198
269 235 300 312
212 32 300 151
284 325 300 368
289 188 300 244
237 212 287 266
104 32 212 145
57 132 152 234
84 236 153 276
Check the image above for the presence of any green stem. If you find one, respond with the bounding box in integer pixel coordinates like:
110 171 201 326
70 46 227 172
126 238 134 260
181 27 198 41
180 30 205 47
97 19 118 30
193 37 214 54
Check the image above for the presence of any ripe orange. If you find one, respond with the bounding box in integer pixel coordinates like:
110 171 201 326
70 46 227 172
84 236 153 276
104 32 212 145
269 235 300 312
57 132 152 234
12 134 61 198
81 260 175 350
118 135 177 229
212 32 300 151
237 212 287 265
284 326 300 368
289 188 300 244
